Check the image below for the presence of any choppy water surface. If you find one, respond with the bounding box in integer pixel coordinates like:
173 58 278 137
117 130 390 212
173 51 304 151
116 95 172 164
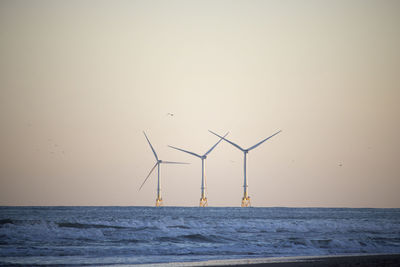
1 207 399 265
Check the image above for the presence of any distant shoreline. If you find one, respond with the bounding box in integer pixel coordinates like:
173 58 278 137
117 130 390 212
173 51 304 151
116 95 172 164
136 254 400 267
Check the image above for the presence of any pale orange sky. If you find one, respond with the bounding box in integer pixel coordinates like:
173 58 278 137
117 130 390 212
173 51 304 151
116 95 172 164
0 0 399 207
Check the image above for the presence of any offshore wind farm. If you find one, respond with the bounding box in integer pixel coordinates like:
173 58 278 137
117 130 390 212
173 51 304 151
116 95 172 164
140 130 281 207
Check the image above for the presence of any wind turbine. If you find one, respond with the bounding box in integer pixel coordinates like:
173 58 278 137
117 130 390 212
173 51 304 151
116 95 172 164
168 132 229 207
139 131 189 207
209 130 282 207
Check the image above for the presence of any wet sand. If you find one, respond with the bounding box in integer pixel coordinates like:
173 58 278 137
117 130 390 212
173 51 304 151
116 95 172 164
138 254 400 267
219 254 400 267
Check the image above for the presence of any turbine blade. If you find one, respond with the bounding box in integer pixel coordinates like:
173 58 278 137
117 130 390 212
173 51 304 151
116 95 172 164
204 131 229 156
143 131 158 161
138 162 158 191
208 130 245 151
168 145 202 158
162 161 190 164
247 130 282 151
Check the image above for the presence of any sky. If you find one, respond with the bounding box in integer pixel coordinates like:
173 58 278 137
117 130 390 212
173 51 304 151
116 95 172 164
0 0 399 207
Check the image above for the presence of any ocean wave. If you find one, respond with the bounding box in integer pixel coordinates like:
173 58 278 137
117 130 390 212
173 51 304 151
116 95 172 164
167 225 191 229
1 207 399 264
0 219 13 226
57 222 128 230
156 233 223 243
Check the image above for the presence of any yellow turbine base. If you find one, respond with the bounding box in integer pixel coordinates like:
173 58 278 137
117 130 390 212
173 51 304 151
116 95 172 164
155 197 163 207
241 196 251 207
199 197 208 207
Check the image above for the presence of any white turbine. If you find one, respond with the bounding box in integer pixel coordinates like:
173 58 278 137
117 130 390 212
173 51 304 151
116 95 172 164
209 130 282 207
139 131 189 207
168 132 229 207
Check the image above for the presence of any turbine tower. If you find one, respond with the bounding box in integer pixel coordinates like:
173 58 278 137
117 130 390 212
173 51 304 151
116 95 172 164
209 130 281 207
168 132 229 207
139 131 188 207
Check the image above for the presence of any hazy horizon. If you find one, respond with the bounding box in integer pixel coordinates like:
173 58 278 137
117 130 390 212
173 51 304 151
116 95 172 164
1 0 399 208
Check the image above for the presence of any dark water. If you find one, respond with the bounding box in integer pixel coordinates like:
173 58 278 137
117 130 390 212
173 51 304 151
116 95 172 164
0 206 399 265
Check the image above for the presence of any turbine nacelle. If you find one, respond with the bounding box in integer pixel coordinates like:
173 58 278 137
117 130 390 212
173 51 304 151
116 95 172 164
208 130 282 153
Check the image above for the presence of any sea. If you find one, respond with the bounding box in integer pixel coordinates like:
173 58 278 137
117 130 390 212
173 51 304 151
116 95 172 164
0 206 399 266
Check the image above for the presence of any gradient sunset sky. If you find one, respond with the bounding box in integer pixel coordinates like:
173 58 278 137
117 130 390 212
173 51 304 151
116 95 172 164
1 0 399 207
